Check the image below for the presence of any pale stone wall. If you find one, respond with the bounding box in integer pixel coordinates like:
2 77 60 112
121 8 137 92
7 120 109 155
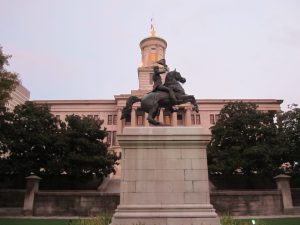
211 190 283 216
0 189 285 216
33 191 119 216
292 188 300 206
6 83 30 111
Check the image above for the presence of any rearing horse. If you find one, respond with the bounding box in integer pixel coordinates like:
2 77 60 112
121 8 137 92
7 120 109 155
121 70 199 125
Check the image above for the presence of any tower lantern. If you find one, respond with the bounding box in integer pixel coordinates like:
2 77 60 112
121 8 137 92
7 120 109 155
134 30 167 95
139 36 167 68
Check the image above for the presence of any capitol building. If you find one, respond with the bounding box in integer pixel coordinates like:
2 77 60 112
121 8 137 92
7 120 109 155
33 31 282 150
27 31 282 190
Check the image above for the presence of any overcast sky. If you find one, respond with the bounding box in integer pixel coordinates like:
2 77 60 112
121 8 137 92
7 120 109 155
1 0 299 110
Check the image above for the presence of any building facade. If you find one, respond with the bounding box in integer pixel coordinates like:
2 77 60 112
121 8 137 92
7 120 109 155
33 32 283 184
34 32 282 149
6 83 30 111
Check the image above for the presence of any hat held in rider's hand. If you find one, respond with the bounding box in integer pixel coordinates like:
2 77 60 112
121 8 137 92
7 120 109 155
156 59 166 66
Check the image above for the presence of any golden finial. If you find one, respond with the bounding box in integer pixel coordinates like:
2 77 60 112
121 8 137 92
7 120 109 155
150 18 156 37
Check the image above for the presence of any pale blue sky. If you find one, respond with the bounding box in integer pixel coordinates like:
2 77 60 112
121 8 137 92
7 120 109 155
1 0 299 110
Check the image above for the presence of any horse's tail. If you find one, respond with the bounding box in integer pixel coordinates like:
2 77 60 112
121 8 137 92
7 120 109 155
120 96 141 120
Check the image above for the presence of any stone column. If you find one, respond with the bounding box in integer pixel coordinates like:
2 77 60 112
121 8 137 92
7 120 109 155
23 175 42 216
131 108 136 127
274 174 293 212
185 107 192 126
171 111 177 126
111 127 220 225
117 108 123 134
144 113 149 126
159 109 164 124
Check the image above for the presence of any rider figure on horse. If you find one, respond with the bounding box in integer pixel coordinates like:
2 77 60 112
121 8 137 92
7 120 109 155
152 59 177 103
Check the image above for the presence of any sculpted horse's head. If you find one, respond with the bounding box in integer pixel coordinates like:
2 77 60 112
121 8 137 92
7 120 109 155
167 69 186 84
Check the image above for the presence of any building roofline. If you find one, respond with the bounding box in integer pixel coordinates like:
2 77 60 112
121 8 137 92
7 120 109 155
196 99 283 104
32 98 283 105
32 99 116 104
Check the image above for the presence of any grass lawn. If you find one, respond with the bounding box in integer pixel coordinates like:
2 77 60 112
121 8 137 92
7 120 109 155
0 217 300 225
244 217 300 225
0 218 72 225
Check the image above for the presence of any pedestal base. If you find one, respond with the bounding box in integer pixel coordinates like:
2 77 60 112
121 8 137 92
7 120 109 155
111 204 219 225
111 127 220 225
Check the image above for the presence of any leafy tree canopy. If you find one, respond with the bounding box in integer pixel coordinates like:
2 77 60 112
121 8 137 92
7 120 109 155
277 104 300 174
0 46 20 167
208 101 284 176
53 114 120 178
0 102 119 180
0 46 19 107
1 102 60 176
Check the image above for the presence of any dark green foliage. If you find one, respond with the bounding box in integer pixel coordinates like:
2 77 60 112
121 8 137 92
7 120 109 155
277 104 300 174
0 46 20 161
0 102 119 180
0 46 19 107
54 115 120 178
1 102 60 176
208 101 284 176
0 106 13 157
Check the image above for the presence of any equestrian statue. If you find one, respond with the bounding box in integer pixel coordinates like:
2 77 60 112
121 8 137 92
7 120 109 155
121 59 199 125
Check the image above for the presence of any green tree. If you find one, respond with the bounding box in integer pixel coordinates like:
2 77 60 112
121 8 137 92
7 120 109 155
56 115 120 178
0 46 19 107
277 104 300 174
0 102 60 176
0 46 20 159
1 102 119 181
207 101 284 176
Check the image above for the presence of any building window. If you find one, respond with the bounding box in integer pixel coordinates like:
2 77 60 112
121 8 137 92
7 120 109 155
215 114 220 122
125 116 131 126
196 114 201 124
191 114 195 125
112 131 117 146
106 131 117 146
210 114 215 124
177 108 185 126
137 116 143 126
107 131 112 145
113 115 117 125
149 72 155 85
191 114 201 125
163 110 171 125
55 115 60 120
137 108 144 126
108 114 117 125
177 114 184 126
108 115 113 125
150 48 157 63
163 116 170 125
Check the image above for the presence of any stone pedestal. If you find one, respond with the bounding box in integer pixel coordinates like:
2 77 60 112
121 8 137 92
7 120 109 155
110 127 220 225
274 174 293 212
23 175 41 216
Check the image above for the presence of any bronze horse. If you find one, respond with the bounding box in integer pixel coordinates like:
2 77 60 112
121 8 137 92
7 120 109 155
121 70 199 125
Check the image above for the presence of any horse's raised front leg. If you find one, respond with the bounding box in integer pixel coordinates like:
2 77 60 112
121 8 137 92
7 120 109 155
178 95 199 113
190 96 199 113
